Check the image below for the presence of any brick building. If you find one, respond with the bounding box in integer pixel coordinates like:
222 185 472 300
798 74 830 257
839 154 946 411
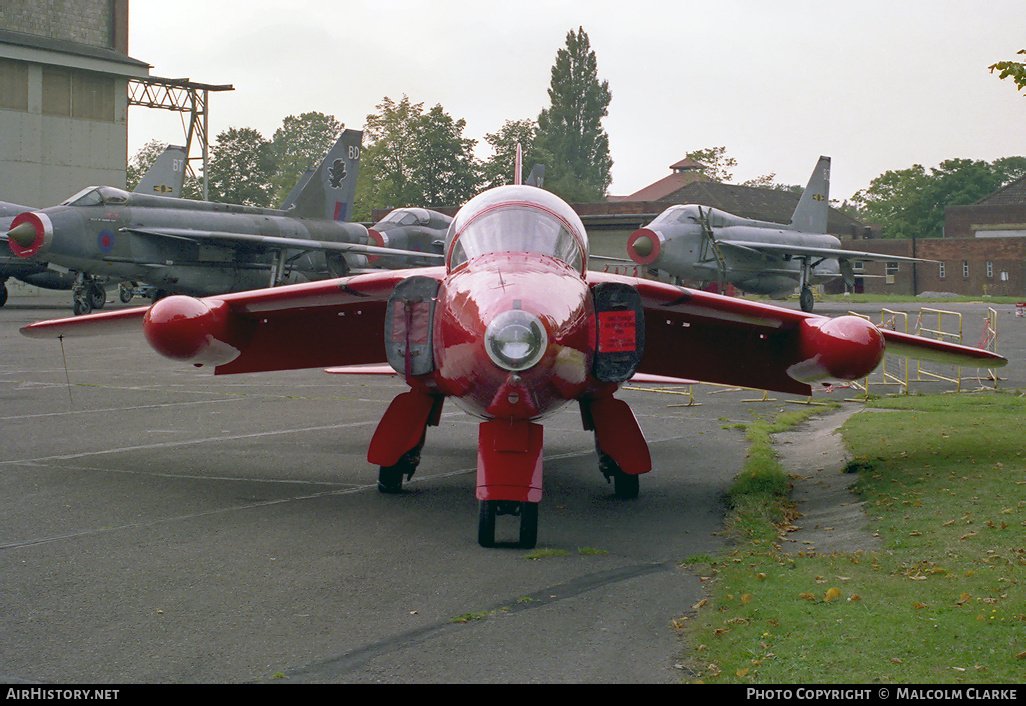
840 175 1026 298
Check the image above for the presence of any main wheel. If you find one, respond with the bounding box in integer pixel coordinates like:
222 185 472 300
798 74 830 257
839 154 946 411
377 465 406 494
477 500 497 548
799 286 814 313
89 283 106 309
377 445 421 494
612 471 640 500
600 452 640 499
518 501 538 549
72 293 92 316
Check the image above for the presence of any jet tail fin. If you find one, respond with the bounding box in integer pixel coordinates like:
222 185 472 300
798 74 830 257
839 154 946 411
789 155 830 233
290 129 363 221
527 163 545 188
134 145 187 197
279 167 316 210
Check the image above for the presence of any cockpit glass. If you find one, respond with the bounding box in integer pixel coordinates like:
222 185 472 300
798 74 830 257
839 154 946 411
383 209 425 226
61 186 129 207
448 205 583 271
651 205 700 228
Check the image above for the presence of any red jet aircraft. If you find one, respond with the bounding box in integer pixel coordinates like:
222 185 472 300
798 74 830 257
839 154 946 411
20 182 1008 548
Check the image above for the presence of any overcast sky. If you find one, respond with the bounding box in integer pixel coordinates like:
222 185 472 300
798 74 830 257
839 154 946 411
126 0 1026 204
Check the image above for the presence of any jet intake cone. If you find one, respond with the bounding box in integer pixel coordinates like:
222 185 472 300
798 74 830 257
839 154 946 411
7 222 36 248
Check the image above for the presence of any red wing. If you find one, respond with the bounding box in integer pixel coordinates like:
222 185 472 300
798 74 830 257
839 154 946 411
21 267 445 376
586 271 1007 396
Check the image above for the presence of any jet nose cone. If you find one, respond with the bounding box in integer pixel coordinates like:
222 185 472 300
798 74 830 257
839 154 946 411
6 212 53 258
7 221 37 248
627 228 660 265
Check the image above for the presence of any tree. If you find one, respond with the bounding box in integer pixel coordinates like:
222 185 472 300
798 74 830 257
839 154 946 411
205 127 275 207
268 112 344 207
534 27 612 202
357 95 481 217
990 49 1026 94
685 146 737 182
684 146 777 187
482 119 538 189
851 157 1026 239
359 95 428 215
408 104 481 208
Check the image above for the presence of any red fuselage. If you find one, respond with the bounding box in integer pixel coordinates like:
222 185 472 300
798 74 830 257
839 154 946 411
432 251 596 420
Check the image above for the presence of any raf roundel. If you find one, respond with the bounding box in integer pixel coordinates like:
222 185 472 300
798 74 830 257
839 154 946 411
97 230 115 253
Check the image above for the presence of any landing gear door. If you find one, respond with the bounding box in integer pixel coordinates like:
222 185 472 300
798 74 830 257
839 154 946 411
385 275 440 378
591 281 645 383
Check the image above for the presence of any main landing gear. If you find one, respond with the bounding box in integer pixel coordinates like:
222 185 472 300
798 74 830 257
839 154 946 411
71 275 107 316
799 285 815 313
599 449 640 499
377 438 423 494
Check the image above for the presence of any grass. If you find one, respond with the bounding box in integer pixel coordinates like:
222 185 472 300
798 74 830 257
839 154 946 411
722 405 836 544
681 392 1026 684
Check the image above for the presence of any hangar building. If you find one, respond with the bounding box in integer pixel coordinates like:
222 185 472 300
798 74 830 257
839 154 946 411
0 0 150 208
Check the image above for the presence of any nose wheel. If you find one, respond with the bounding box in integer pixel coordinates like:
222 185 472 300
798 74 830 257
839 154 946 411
478 500 538 549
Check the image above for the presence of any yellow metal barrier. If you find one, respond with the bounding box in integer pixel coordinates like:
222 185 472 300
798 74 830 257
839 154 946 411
912 307 964 391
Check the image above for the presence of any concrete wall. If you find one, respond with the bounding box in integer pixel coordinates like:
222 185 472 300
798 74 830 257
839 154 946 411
0 0 133 207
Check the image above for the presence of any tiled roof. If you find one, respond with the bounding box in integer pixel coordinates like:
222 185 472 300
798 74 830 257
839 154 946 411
973 174 1026 206
619 170 711 201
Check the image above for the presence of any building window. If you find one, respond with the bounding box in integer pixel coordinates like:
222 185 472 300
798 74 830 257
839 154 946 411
0 59 29 111
986 260 994 278
853 260 864 273
962 261 969 278
41 67 114 121
73 71 115 121
938 262 946 279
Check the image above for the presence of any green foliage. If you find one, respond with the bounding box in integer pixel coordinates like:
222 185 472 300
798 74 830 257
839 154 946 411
684 146 782 189
357 95 482 217
850 157 1026 238
205 127 276 207
481 119 538 189
989 49 1026 94
267 112 343 208
534 27 613 202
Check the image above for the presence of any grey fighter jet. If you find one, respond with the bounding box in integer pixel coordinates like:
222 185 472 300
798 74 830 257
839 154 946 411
365 207 451 269
0 144 189 308
5 130 441 314
625 156 927 312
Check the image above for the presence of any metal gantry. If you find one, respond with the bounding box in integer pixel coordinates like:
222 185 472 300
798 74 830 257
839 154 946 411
127 76 234 200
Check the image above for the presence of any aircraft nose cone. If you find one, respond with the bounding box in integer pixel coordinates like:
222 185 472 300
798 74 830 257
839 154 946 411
632 234 653 257
6 212 53 258
7 221 37 248
627 228 660 265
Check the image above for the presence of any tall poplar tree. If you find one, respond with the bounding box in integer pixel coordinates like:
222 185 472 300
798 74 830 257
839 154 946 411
534 27 613 202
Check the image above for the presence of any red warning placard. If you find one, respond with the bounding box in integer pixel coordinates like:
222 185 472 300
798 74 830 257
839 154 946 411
598 310 636 353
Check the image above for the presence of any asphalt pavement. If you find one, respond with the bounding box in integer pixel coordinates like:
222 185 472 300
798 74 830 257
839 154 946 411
1 291 1023 683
